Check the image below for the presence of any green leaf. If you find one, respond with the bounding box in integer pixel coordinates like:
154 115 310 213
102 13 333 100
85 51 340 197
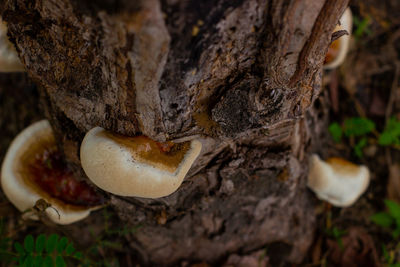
370 212 394 228
55 256 66 267
14 242 25 255
45 234 58 254
56 237 68 253
43 255 53 267
354 137 367 158
65 244 75 256
18 255 24 265
23 255 34 267
332 227 346 238
343 117 375 137
353 15 372 39
73 252 83 260
24 235 34 253
384 199 400 220
379 117 400 146
36 234 46 253
379 132 395 146
34 255 44 267
329 123 343 143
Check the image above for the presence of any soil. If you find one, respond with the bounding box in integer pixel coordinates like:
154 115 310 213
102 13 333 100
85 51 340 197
1 0 400 266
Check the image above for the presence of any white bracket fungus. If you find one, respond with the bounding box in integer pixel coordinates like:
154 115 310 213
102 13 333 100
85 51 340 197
1 120 101 224
307 154 370 207
80 127 202 198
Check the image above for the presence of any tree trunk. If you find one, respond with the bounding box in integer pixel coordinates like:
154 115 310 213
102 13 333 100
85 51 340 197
3 0 348 265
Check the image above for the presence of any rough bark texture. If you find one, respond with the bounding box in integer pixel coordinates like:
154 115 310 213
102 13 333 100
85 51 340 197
2 0 349 265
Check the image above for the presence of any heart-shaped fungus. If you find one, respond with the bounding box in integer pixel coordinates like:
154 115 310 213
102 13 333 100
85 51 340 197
1 120 103 224
80 127 202 198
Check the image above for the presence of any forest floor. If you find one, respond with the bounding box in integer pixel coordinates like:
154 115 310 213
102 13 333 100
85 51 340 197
304 0 400 266
0 0 400 266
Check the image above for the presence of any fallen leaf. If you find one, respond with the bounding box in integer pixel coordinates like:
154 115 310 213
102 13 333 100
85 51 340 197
326 227 380 267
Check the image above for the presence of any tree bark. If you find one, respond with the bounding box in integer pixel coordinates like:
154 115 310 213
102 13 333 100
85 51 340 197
2 0 348 265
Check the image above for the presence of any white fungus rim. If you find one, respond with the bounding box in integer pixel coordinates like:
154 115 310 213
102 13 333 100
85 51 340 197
1 120 100 225
307 154 370 207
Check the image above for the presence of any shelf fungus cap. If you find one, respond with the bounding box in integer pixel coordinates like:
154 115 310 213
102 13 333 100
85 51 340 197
0 17 24 72
80 127 202 198
307 154 370 207
324 8 352 70
1 120 102 225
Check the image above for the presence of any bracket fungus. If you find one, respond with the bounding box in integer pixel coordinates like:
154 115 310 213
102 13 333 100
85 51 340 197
324 8 352 70
1 120 103 224
307 154 370 207
0 17 24 72
80 127 202 198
